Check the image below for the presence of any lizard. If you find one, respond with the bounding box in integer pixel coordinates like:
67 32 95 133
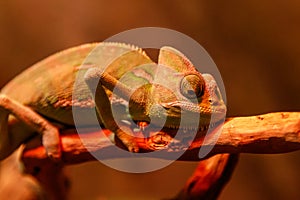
0 42 226 161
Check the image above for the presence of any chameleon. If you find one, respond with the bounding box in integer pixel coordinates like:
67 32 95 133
0 42 226 161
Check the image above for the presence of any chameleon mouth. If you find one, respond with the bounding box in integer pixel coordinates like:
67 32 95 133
161 101 227 115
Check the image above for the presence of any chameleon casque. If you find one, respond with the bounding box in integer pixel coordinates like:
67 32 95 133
0 42 226 161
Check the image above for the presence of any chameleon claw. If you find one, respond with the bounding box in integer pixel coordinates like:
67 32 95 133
46 150 62 162
44 142 62 162
127 144 139 153
42 127 62 161
120 136 139 153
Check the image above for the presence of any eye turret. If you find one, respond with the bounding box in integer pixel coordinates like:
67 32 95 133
180 74 205 99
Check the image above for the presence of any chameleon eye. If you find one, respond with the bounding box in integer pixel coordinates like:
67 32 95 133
180 74 205 99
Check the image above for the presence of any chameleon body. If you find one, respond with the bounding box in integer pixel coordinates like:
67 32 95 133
0 42 226 160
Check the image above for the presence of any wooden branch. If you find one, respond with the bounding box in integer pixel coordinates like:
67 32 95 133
192 111 300 155
22 112 300 164
172 154 239 200
20 111 299 200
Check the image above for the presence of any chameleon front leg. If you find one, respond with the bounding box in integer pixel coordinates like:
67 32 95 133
84 69 139 152
0 94 61 160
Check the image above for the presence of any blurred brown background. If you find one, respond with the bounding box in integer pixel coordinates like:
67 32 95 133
0 0 300 199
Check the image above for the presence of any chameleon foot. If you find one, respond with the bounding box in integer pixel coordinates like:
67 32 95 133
127 142 139 153
42 126 62 161
0 94 62 161
115 128 139 153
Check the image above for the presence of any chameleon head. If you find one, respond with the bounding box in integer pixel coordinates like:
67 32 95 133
128 69 226 133
106 45 226 136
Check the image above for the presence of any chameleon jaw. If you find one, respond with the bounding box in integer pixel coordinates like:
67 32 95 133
147 101 226 132
130 100 226 134
160 101 227 116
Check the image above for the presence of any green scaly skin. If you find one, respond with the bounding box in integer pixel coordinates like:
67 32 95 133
0 42 226 159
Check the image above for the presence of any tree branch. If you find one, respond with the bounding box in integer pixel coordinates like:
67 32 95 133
171 154 239 200
22 112 300 164
20 112 300 200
